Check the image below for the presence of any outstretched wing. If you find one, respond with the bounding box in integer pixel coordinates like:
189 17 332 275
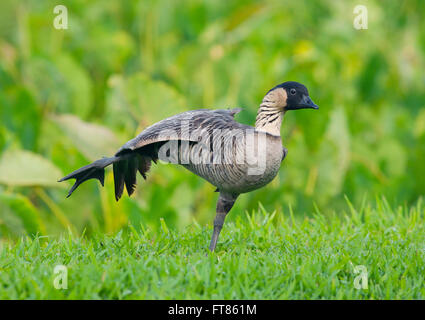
115 108 243 156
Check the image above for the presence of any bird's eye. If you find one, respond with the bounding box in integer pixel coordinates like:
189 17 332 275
290 88 296 95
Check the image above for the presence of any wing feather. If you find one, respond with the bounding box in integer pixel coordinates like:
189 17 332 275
115 108 243 156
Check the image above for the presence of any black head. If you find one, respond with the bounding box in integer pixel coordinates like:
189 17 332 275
271 81 319 111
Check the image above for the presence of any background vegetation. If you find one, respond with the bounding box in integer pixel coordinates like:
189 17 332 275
1 0 425 239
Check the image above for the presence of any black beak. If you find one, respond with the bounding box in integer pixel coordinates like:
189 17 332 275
287 95 319 110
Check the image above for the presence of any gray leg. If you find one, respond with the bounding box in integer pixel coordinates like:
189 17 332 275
209 192 238 252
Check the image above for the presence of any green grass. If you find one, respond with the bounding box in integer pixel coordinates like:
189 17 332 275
1 198 424 299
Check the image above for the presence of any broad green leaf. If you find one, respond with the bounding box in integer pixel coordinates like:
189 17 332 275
51 114 121 161
23 54 92 118
0 85 41 151
377 139 407 178
106 73 187 128
53 54 93 118
317 107 351 198
0 192 45 236
414 109 425 138
0 149 63 187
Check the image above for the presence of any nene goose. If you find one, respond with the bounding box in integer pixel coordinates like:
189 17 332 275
59 81 318 251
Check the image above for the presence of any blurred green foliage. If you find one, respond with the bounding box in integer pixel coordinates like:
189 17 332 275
0 0 424 238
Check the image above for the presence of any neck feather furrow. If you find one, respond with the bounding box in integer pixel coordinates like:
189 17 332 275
255 103 283 136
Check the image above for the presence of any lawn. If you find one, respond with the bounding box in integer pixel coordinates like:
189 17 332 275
1 198 424 299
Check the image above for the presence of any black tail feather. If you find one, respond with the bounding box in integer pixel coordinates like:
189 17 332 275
137 155 151 180
125 156 138 197
60 153 154 200
113 159 126 201
59 157 117 198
